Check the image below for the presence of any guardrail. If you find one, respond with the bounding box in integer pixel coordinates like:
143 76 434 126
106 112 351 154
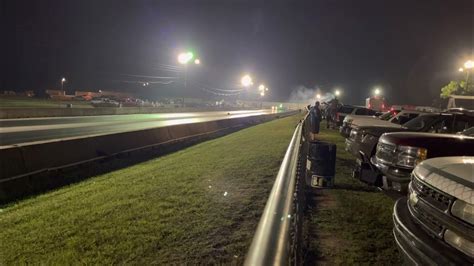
245 117 308 265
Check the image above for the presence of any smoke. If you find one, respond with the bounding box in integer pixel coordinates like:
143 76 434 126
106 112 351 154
288 85 336 104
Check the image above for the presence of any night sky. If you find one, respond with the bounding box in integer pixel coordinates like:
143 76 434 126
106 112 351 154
2 0 473 105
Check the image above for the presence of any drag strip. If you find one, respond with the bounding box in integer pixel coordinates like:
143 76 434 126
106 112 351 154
0 109 272 145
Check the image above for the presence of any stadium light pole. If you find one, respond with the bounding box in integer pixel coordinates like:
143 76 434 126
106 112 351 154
59 77 66 108
259 90 265 108
61 77 66 91
177 51 194 89
461 60 473 91
177 51 195 107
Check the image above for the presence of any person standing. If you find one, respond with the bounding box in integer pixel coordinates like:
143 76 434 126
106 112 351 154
327 97 339 129
325 104 332 129
310 101 322 138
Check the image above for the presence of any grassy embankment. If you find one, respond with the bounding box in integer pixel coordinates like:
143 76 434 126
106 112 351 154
0 115 302 264
0 96 93 108
304 127 401 265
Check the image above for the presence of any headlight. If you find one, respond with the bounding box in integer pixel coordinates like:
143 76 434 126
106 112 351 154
444 229 474 257
408 189 418 207
451 199 473 225
349 129 363 142
395 146 427 168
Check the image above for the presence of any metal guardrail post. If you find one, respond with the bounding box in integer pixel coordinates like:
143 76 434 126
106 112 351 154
245 121 304 266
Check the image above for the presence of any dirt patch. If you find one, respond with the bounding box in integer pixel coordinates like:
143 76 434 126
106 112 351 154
304 189 347 265
312 188 337 209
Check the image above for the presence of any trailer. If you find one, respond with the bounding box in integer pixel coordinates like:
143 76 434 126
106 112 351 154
365 96 388 112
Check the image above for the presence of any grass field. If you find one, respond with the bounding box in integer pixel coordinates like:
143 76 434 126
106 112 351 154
0 115 302 264
0 96 93 108
304 127 401 265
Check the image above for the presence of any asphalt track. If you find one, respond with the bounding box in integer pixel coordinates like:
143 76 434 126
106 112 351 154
0 109 277 146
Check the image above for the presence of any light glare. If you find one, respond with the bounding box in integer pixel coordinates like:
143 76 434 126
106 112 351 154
178 52 194 64
464 60 474 69
241 75 252 87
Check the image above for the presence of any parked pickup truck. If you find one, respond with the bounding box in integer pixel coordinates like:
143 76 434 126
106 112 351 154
340 110 425 138
334 105 377 127
393 156 473 265
371 131 474 192
346 112 474 189
340 111 393 138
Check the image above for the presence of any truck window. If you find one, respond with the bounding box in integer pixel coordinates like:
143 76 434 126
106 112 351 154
339 106 354 114
367 109 377 116
398 115 411 124
403 114 438 130
355 108 374 115
428 117 454 133
379 112 393 120
408 113 420 119
453 116 474 132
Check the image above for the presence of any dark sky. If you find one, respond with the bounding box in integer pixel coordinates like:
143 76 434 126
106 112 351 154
2 0 473 105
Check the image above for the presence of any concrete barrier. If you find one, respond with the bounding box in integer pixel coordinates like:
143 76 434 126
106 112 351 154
0 147 26 179
0 111 299 202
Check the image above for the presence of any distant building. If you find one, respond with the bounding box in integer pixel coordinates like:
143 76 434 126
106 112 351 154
100 90 134 99
18 90 35 97
75 91 101 100
45 89 66 96
75 90 135 100
45 89 135 101
45 89 73 100
1 90 34 97
1 90 16 95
